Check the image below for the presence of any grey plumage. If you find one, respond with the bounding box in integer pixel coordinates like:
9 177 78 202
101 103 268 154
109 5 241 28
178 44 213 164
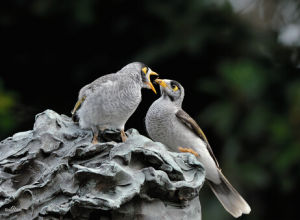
72 62 158 143
145 79 251 218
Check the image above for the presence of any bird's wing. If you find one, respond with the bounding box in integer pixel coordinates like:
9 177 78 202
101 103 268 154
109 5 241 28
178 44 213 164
80 73 118 97
71 73 118 119
175 109 220 168
71 96 86 115
89 73 118 89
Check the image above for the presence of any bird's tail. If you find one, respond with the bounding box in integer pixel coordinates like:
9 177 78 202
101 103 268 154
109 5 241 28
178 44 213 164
208 170 251 218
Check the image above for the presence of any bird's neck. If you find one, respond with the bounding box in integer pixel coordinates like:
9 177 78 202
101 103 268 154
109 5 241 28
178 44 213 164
162 94 183 108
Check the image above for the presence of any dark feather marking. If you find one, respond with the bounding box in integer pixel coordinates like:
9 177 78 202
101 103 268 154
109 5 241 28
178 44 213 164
175 109 220 168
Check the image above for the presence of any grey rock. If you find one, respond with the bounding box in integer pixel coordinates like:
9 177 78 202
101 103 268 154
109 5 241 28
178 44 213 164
0 110 205 220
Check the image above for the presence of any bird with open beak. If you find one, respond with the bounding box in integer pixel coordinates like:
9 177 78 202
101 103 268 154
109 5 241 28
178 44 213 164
72 62 158 143
146 78 251 218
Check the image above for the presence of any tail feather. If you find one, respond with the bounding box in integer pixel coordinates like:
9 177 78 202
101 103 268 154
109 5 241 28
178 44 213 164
208 170 251 218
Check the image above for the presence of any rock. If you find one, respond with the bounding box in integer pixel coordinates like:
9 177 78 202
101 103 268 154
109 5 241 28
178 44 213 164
0 110 205 220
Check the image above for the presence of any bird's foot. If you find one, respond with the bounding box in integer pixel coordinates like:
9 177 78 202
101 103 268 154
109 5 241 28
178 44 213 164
92 131 100 144
120 129 127 142
178 147 199 157
92 139 99 144
92 137 99 144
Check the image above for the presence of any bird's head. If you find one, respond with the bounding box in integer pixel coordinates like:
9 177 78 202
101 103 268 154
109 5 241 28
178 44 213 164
120 62 159 94
154 79 185 106
140 64 159 94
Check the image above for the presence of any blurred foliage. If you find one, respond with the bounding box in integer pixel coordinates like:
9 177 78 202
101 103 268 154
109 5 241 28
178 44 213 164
197 44 300 219
1 0 300 219
0 79 17 139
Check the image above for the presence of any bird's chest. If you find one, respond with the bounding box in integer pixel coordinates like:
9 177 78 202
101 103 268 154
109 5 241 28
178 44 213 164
147 106 178 143
163 117 195 148
117 86 141 113
148 108 197 150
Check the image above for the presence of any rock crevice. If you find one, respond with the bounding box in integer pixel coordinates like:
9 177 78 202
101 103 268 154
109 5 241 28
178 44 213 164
0 110 205 219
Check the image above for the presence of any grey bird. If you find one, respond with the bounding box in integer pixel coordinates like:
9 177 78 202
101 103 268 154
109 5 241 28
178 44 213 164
145 79 251 218
71 62 158 144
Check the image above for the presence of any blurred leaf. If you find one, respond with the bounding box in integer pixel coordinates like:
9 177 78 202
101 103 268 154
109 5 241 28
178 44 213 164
275 143 300 173
0 79 17 138
31 0 53 16
73 0 95 24
222 137 240 164
199 101 237 136
219 59 267 100
0 92 14 113
196 78 223 96
269 116 291 144
241 106 269 139
280 177 295 193
242 162 271 189
286 80 300 135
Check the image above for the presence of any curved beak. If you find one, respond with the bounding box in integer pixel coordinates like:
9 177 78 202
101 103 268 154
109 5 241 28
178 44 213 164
155 78 169 88
146 71 159 94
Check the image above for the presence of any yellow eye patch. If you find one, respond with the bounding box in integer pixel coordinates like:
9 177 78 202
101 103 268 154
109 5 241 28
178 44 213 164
173 85 179 91
142 67 147 74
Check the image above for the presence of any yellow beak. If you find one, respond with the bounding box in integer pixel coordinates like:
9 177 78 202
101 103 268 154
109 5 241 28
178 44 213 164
147 71 159 94
147 82 157 94
155 78 169 88
150 71 159 76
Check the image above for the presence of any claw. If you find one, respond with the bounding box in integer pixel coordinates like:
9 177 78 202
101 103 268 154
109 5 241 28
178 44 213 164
120 130 127 142
92 130 99 144
92 138 99 144
178 147 199 157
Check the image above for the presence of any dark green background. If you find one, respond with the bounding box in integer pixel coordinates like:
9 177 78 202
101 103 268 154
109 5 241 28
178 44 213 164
1 1 299 219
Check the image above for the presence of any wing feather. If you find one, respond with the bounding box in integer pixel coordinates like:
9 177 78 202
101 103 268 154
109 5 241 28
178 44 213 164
175 109 220 168
71 73 118 120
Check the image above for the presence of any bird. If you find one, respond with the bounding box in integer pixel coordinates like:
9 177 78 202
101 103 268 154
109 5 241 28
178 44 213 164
145 78 251 218
71 62 158 144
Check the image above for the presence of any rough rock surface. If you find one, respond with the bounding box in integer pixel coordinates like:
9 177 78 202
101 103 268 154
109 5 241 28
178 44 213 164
0 110 205 220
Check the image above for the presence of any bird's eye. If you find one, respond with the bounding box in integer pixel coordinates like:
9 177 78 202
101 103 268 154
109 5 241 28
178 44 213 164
170 82 179 91
142 67 148 74
173 85 179 91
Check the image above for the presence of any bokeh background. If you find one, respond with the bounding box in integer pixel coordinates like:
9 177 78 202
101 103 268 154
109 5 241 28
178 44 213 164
1 0 300 219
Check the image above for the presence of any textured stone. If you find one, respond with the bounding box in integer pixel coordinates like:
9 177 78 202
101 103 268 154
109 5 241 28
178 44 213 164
0 110 205 219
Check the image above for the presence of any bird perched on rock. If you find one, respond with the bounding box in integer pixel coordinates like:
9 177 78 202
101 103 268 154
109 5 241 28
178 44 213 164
145 79 251 218
72 62 158 144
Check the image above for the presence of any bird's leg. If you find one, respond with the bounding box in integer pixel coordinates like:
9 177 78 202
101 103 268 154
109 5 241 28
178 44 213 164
92 127 99 144
178 147 199 157
120 129 127 142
